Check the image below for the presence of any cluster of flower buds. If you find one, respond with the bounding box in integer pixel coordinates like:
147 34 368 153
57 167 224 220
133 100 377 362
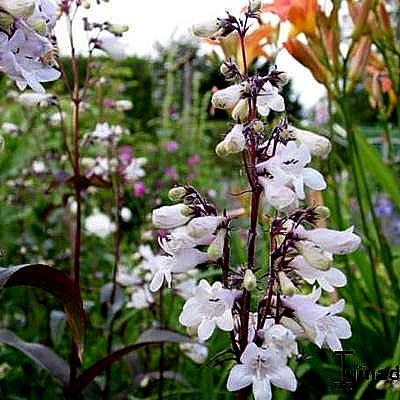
0 0 60 92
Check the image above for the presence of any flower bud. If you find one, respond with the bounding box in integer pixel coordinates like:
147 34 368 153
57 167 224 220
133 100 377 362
249 0 262 12
107 23 129 35
152 204 192 229
276 72 289 88
252 120 264 133
215 141 228 157
120 207 132 222
224 124 246 155
83 0 91 8
207 228 226 261
168 186 187 202
193 19 222 38
278 271 297 295
0 0 35 18
296 241 333 270
211 83 245 110
289 126 331 158
315 205 330 220
0 11 13 33
231 99 249 122
243 269 257 291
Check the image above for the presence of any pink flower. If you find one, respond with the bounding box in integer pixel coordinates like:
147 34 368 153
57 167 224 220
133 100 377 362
119 145 133 165
164 141 179 153
103 98 115 109
187 155 201 166
134 181 147 198
165 166 179 181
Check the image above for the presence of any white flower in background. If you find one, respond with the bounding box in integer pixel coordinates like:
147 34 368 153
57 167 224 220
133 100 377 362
32 160 46 174
90 122 113 141
127 286 154 309
290 255 346 292
123 157 147 181
96 31 127 60
91 157 110 176
282 288 352 351
257 141 326 201
212 83 246 110
18 92 55 107
120 207 132 222
187 216 224 238
116 100 133 111
85 210 116 239
1 122 19 134
116 264 142 287
49 111 66 126
179 280 236 341
26 0 58 33
256 81 285 116
287 126 331 158
227 343 297 400
261 321 299 359
175 277 197 299
0 0 35 18
152 204 192 230
193 19 224 38
149 248 208 292
295 226 361 255
215 124 246 157
180 343 208 364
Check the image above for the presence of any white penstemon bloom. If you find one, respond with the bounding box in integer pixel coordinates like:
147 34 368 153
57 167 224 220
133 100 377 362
227 343 297 400
281 288 352 351
152 204 193 230
84 210 116 239
256 81 285 116
257 141 326 209
96 31 127 61
215 124 246 157
123 157 147 181
179 280 236 341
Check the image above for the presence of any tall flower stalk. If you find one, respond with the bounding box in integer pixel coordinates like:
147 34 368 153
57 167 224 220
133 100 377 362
151 3 361 399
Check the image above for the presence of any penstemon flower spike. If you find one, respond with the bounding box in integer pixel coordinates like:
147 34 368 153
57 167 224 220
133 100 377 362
148 5 362 400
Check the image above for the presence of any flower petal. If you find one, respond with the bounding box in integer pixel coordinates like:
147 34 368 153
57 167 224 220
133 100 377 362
198 319 216 341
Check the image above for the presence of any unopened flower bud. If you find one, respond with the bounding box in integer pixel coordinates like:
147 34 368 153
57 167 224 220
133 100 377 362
249 0 262 12
315 206 330 220
276 72 289 88
207 229 226 261
243 269 257 291
375 380 386 390
168 186 187 202
83 0 91 8
231 99 249 122
211 83 245 110
120 207 132 222
107 23 129 35
193 19 222 38
297 241 333 270
0 0 35 17
289 126 331 158
0 11 13 33
278 271 297 295
252 120 264 133
215 141 228 157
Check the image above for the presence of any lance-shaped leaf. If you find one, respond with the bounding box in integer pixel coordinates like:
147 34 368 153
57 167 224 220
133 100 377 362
74 328 192 392
0 264 86 361
0 329 70 385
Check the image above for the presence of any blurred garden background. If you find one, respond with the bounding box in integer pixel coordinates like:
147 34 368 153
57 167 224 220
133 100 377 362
0 0 399 399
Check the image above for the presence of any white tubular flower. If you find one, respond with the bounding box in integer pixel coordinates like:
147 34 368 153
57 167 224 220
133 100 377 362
296 226 361 255
231 99 249 122
149 248 208 292
282 288 352 351
85 210 116 239
290 255 346 293
296 240 333 270
289 126 331 158
259 176 298 212
187 216 224 238
2 122 19 134
256 81 285 116
216 124 246 157
180 343 208 364
193 19 223 38
123 157 147 181
257 141 326 201
0 0 35 17
18 92 54 107
211 83 246 110
127 287 154 309
152 204 192 230
260 320 298 359
227 343 297 400
179 280 235 341
97 31 126 60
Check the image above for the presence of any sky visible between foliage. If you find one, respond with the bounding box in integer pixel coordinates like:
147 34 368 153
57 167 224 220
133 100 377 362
55 0 326 108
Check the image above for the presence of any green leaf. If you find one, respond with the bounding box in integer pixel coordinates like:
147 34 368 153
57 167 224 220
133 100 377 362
0 329 69 385
0 264 86 361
